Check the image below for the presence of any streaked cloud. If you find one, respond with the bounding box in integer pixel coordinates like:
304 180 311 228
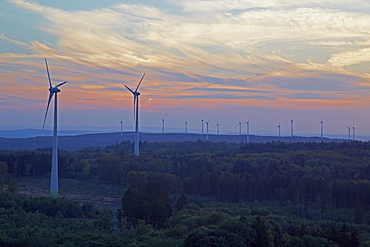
1 0 370 133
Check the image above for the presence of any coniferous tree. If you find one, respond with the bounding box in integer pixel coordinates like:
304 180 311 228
251 216 269 247
175 192 189 212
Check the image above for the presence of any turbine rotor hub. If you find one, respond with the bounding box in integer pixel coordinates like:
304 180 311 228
49 87 61 93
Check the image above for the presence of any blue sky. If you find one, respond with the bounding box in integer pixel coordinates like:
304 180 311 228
1 0 370 138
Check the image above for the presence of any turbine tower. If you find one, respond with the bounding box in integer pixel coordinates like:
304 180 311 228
201 119 204 134
245 119 250 143
352 124 356 140
205 120 209 141
290 118 294 137
42 58 67 198
319 118 324 141
125 73 145 156
216 121 220 135
185 120 188 134
238 120 242 135
161 117 165 134
277 123 281 137
120 120 123 136
346 125 351 141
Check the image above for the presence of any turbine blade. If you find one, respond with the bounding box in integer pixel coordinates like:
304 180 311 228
125 85 134 94
55 81 67 88
44 58 53 88
135 73 145 92
42 92 54 129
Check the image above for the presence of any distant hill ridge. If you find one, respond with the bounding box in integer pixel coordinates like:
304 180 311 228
0 132 340 151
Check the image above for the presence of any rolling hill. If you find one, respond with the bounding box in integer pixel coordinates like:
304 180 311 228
0 132 340 151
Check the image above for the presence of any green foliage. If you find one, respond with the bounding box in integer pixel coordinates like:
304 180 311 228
1 141 370 245
175 192 189 212
183 226 246 247
6 179 18 194
122 182 172 229
0 193 119 246
0 161 8 192
251 216 269 247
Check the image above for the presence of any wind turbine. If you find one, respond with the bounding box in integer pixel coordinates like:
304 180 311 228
245 119 250 143
238 119 242 135
319 118 324 141
205 120 209 141
346 125 351 141
185 120 188 134
125 73 145 155
42 58 67 198
120 120 123 136
216 121 220 135
290 118 294 137
201 119 204 134
161 117 165 134
277 122 281 137
352 124 356 140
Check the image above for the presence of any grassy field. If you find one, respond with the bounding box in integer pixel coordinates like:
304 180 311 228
18 177 124 210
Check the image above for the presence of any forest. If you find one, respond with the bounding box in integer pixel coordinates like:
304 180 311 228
0 140 369 246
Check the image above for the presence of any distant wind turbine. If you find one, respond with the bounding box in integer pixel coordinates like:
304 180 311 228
216 121 220 135
120 120 123 136
205 120 209 141
346 125 351 141
352 124 356 140
201 119 204 134
319 118 324 141
245 119 250 143
277 123 281 137
161 117 165 134
290 118 294 137
42 58 67 198
185 120 188 134
238 120 242 135
125 73 145 155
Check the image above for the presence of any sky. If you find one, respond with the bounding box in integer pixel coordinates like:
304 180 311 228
1 0 370 138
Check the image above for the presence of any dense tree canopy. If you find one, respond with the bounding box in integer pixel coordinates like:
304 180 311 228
0 140 369 246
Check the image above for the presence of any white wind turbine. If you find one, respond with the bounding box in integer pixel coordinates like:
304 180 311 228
125 73 145 156
42 58 67 198
205 120 209 141
352 123 356 140
201 119 204 134
290 118 294 137
161 117 165 134
245 119 250 143
120 120 123 136
346 125 351 141
319 118 324 141
185 120 188 134
277 122 281 137
238 119 242 135
216 121 220 135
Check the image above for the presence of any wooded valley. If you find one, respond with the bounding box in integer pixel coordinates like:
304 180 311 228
0 140 369 246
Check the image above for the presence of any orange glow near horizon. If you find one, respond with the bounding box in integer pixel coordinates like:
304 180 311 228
2 0 370 135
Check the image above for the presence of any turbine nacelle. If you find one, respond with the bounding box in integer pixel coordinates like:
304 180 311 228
50 88 60 93
43 59 67 130
49 81 67 93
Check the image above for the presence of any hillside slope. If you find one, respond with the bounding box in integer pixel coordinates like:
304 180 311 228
0 132 338 151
